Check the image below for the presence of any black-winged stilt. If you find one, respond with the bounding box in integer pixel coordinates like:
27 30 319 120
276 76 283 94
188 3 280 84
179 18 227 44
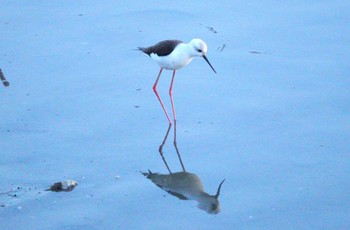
138 39 216 124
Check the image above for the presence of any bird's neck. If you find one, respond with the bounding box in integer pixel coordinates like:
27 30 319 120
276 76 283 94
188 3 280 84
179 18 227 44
184 43 196 57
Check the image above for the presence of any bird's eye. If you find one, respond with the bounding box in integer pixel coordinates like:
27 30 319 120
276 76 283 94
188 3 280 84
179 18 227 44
197 49 202 52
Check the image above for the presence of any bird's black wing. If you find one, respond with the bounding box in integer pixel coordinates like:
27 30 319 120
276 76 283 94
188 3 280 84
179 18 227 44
138 40 183 57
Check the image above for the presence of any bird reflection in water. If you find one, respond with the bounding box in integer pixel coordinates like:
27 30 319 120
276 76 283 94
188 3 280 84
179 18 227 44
142 121 225 214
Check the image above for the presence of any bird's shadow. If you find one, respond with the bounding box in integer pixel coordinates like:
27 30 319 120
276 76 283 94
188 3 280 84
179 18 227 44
142 121 225 214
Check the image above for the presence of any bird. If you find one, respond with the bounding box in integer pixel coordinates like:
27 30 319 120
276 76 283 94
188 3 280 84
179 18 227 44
138 39 216 125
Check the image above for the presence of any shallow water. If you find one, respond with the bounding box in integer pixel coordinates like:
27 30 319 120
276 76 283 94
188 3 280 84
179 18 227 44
1 1 349 229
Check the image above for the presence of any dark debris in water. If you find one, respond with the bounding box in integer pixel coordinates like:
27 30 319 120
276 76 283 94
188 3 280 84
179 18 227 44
200 23 218 34
46 180 78 192
250 51 265 54
0 68 10 87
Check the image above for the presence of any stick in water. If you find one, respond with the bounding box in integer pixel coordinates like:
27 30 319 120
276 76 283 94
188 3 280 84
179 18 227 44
0 69 10 87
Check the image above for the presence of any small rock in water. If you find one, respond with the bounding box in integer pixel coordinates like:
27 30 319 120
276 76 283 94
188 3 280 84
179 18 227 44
46 179 78 192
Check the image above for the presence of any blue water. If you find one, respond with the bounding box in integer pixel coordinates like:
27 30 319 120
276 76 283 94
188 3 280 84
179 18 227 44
1 1 349 229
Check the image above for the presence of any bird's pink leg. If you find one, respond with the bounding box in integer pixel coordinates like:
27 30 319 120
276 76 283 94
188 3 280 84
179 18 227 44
153 68 172 125
169 70 177 122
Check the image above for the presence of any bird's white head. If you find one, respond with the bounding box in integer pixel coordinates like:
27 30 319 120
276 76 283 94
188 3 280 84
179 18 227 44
189 38 208 56
188 38 216 73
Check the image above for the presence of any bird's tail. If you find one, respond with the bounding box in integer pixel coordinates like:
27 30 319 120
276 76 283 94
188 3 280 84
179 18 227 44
137 47 146 52
132 47 146 53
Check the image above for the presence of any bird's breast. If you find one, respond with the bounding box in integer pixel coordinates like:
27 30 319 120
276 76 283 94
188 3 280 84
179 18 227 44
150 44 193 70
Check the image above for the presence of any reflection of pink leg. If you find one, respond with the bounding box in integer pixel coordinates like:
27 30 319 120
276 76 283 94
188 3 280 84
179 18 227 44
173 120 186 172
159 124 172 174
169 70 177 121
153 68 172 124
169 71 185 171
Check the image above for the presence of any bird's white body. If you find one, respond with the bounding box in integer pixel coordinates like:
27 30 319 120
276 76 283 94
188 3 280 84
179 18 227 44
150 43 194 70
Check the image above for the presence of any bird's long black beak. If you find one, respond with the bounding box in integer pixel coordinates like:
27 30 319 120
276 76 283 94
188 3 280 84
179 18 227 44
203 55 217 74
214 179 225 199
